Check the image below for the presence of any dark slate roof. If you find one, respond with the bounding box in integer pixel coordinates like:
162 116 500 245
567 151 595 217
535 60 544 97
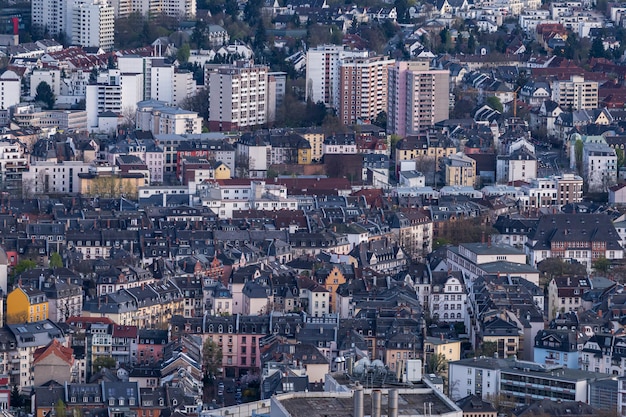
528 214 622 251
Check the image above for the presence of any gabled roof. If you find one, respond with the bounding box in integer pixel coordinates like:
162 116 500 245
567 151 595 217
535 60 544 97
33 339 73 366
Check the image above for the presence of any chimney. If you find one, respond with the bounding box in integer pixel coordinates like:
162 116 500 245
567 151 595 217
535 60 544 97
371 390 382 417
354 383 364 417
388 390 399 417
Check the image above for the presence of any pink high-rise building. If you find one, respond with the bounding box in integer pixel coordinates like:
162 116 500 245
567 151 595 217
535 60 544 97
387 61 449 137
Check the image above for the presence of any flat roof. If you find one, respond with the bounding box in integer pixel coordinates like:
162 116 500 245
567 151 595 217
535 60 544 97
459 242 525 256
277 390 457 417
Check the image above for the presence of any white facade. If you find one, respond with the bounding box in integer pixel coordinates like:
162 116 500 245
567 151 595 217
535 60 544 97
429 274 467 323
307 287 329 317
583 143 617 192
70 0 114 51
22 161 91 195
551 76 598 111
85 70 144 130
31 0 69 38
30 69 61 99
0 71 21 110
136 101 202 135
207 62 269 131
304 45 368 108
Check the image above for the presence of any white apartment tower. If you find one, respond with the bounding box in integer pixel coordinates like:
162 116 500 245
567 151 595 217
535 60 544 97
85 70 144 130
339 55 395 125
206 61 268 131
0 71 21 110
32 0 114 50
387 60 450 137
551 75 598 110
305 45 368 108
112 0 196 18
31 0 69 38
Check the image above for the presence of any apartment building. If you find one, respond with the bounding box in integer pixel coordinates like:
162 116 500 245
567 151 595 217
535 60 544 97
109 0 195 18
0 138 29 194
206 61 268 131
448 357 613 407
72 0 114 50
338 55 395 125
551 75 598 110
305 45 368 108
387 61 449 137
85 70 144 130
442 152 477 187
519 174 584 209
526 213 623 271
22 161 90 195
0 71 20 110
583 143 617 192
30 69 61 98
136 101 202 135
150 62 195 105
31 0 69 39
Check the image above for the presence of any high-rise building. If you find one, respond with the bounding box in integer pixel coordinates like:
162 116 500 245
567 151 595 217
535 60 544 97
339 55 395 125
112 0 196 18
551 75 598 110
0 71 20 110
305 45 368 108
387 61 449 137
32 0 114 50
206 61 268 131
85 69 144 130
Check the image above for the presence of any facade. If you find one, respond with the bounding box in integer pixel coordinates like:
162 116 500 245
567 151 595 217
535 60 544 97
583 143 617 192
304 45 367 108
85 70 144 130
526 214 624 272
0 139 29 194
0 71 20 110
449 357 612 407
429 272 467 323
22 161 90 195
533 329 581 369
150 63 195 105
496 148 537 184
519 174 584 209
443 153 477 187
136 101 202 135
551 76 598 110
206 61 268 131
387 61 449 137
547 277 591 320
338 56 395 125
70 0 114 51
108 0 195 17
6 287 49 324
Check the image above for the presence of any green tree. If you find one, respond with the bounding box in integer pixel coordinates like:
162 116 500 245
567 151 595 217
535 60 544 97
617 148 625 168
374 111 387 130
477 341 497 357
49 252 63 268
467 33 476 53
35 81 56 109
590 36 606 58
177 43 190 63
10 385 23 408
55 399 67 417
13 259 37 276
593 257 611 273
485 96 503 112
92 356 116 373
202 339 223 383
426 353 447 374
575 139 584 175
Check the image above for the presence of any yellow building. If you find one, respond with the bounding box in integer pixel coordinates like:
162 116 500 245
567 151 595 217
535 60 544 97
298 146 312 165
482 316 521 358
7 287 49 324
317 265 348 313
79 173 146 199
424 336 461 362
214 162 231 179
443 152 477 187
394 135 456 171
298 128 325 162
